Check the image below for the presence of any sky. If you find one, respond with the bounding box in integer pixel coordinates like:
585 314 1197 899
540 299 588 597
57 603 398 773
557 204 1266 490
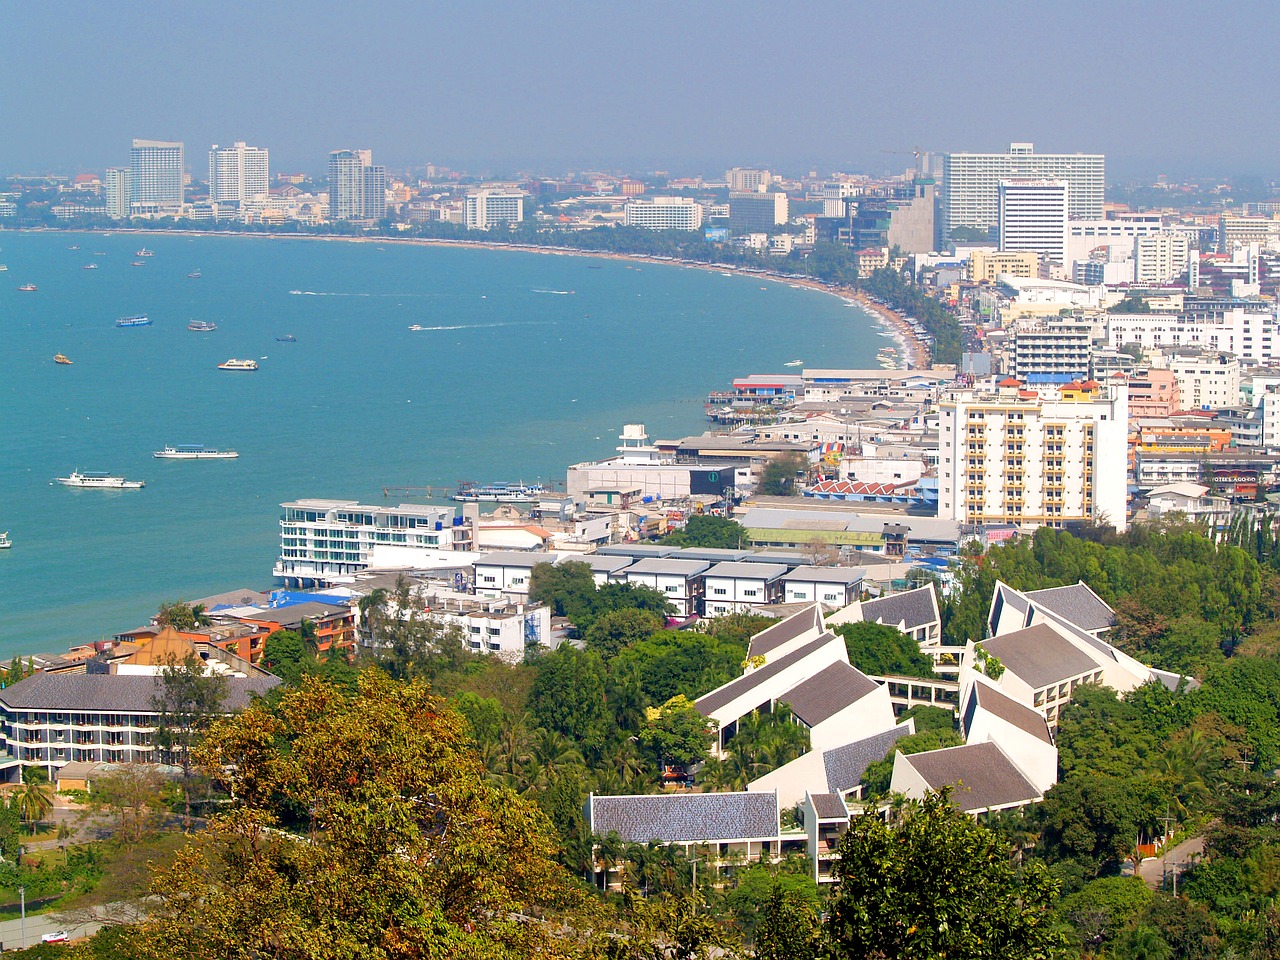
2 0 1276 181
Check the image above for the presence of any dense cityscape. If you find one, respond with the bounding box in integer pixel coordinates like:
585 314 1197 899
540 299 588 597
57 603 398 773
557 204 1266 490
4 4 1280 957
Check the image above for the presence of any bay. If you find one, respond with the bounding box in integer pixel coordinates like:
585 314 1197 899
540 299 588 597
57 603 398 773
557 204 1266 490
0 231 884 657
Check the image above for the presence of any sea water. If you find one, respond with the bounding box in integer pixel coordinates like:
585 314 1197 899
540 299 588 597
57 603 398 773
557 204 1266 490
0 231 883 656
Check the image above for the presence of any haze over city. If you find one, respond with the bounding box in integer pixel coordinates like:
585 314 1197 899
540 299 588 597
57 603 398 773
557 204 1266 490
2 0 1277 177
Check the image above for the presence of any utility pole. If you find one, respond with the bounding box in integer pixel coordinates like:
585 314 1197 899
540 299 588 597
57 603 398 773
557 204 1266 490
19 885 25 949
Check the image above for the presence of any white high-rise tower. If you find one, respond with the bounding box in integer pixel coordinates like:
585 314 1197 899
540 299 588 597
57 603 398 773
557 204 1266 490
209 142 269 205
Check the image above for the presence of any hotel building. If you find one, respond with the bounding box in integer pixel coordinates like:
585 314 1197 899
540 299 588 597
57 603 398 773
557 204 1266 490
129 139 184 214
623 196 704 230
938 378 1129 531
328 149 388 221
209 141 269 205
464 190 526 230
998 179 1068 267
103 167 131 219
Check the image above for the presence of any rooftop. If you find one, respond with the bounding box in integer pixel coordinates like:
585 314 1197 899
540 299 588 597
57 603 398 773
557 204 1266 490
782 662 880 727
747 605 825 659
980 623 1100 690
902 741 1042 812
697 633 840 716
823 725 915 795
860 586 939 632
0 671 279 714
962 681 1053 745
588 791 779 843
1024 582 1116 634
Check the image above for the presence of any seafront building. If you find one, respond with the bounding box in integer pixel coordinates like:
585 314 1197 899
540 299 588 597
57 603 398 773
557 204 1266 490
209 141 269 206
129 139 184 215
103 167 131 219
328 149 388 221
941 142 1104 241
623 196 704 230
464 190 526 230
729 192 788 232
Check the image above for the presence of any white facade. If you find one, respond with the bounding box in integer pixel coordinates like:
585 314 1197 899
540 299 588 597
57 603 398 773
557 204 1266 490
328 149 386 221
938 380 1130 531
1166 354 1242 410
942 143 1104 240
1264 388 1280 448
1065 216 1164 265
623 196 703 230
702 562 788 618
998 179 1068 266
103 167 131 219
1009 322 1093 385
464 191 525 230
621 558 710 618
780 568 864 607
129 139 184 213
1106 309 1280 364
726 168 772 192
209 141 269 205
1134 232 1190 285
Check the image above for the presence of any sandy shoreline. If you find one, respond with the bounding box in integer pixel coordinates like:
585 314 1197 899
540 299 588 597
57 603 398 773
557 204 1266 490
12 226 934 370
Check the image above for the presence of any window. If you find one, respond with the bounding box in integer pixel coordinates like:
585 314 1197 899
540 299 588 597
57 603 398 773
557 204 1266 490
712 588 727 596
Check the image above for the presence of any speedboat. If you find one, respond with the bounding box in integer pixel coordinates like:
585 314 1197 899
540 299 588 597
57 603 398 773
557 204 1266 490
275 334 297 342
54 354 73 365
56 471 145 489
83 264 98 270
217 359 259 371
116 315 151 327
187 320 217 332
154 444 238 460
17 284 36 292
131 261 146 266
187 270 202 279
0 531 10 549
136 248 154 257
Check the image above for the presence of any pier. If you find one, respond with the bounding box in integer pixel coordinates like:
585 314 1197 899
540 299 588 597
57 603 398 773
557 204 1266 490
381 485 454 499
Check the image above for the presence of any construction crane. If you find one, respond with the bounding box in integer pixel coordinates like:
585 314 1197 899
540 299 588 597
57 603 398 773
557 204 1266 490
881 146 925 174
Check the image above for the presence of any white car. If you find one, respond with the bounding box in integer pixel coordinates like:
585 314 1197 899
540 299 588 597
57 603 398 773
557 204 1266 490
41 931 70 943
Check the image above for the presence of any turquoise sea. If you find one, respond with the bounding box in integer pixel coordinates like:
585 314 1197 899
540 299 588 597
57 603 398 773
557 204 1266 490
0 231 884 658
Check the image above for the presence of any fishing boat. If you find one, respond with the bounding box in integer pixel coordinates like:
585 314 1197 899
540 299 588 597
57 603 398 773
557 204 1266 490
275 334 297 342
187 270 202 279
154 444 238 460
55 471 145 490
453 480 547 503
188 320 217 332
116 315 151 327
83 263 98 270
54 353 73 365
217 359 259 371
0 531 10 549
17 284 36 292
135 248 154 257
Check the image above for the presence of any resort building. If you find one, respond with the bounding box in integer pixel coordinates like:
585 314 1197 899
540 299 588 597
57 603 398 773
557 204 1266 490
209 141 269 206
968 249 1038 283
103 167 131 219
129 139 184 214
328 149 387 221
728 192 788 232
464 190 526 230
1134 232 1191 285
998 179 1069 267
623 197 703 230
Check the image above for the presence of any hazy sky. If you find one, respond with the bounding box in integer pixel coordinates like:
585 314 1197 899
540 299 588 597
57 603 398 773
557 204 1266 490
2 0 1275 180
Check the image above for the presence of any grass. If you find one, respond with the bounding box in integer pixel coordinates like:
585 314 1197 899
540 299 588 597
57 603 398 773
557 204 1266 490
57 831 188 910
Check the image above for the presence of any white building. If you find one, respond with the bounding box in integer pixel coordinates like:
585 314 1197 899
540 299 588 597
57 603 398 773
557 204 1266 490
621 558 710 618
328 149 387 221
998 179 1068 267
1134 232 1191 285
103 167 131 219
780 567 866 607
275 499 473 585
623 196 703 231
464 190 526 230
209 141 269 206
1166 354 1242 410
1106 310 1280 365
941 143 1104 241
129 139 184 214
702 562 788 617
820 181 861 218
938 378 1130 531
1009 321 1093 385
726 168 772 192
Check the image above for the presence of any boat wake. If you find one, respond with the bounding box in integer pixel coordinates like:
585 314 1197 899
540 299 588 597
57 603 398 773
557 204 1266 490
289 290 444 298
410 321 558 332
532 288 574 295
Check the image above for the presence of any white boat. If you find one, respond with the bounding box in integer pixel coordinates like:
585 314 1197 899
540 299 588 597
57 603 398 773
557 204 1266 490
0 264 8 271
0 531 10 549
154 445 238 460
56 471 145 490
217 359 259 371
116 315 151 327
454 480 547 503
783 359 803 367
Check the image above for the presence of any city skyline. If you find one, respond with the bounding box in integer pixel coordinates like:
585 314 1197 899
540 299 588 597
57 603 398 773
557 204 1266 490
1 0 1277 179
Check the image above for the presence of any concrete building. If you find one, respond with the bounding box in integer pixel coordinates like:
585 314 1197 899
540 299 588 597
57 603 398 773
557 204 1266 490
726 168 772 192
729 192 788 232
464 190 526 230
1219 215 1280 253
1126 369 1181 418
209 141 269 206
998 179 1068 267
938 378 1130 531
1065 217 1165 266
623 196 703 230
103 167 131 219
1008 321 1093 385
1105 309 1280 365
941 143 1104 241
1166 354 1242 410
129 139 184 214
1134 232 1191 285
328 149 387 221
969 249 1038 283
841 180 936 255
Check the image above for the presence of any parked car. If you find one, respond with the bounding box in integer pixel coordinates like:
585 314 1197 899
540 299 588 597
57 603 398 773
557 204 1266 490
42 931 70 943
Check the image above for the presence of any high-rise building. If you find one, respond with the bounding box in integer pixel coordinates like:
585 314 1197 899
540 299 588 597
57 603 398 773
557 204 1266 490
999 180 1068 267
941 143 1103 241
1133 232 1191 285
327 149 387 221
209 142 269 205
726 168 771 192
103 167 131 220
464 191 525 230
728 192 788 232
623 197 703 230
129 139 184 214
938 378 1129 532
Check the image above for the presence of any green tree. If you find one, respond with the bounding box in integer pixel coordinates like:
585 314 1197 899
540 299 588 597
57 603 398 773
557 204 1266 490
154 600 210 632
151 652 229 822
15 769 54 834
527 647 610 751
662 515 748 549
638 695 715 770
584 608 665 659
83 763 166 844
826 790 1069 959
757 452 809 497
753 881 822 960
260 629 316 686
834 620 938 678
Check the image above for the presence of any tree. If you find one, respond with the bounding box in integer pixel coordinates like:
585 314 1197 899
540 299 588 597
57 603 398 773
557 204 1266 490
128 671 596 960
662 515 747 549
757 452 809 497
151 653 229 822
359 576 473 681
834 620 938 678
584 609 665 659
826 790 1069 959
154 600 210 632
260 629 315 686
15 769 54 835
753 881 822 959
526 647 610 751
638 696 715 770
83 764 166 844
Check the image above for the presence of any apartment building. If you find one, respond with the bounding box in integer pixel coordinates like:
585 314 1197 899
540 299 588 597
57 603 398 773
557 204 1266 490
1008 322 1093 385
328 149 387 221
1166 354 1242 410
1134 232 1191 285
209 141 269 206
998 179 1068 266
103 167 131 219
969 249 1038 283
464 190 526 230
623 196 703 230
129 139 184 214
1105 309 1280 364
938 378 1130 531
729 192 788 232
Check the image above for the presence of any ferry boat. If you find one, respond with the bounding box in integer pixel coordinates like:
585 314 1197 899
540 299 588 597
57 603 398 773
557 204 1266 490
116 315 151 327
154 444 239 460
135 248 154 257
0 531 10 549
187 320 217 332
453 480 547 503
56 471 145 490
275 334 297 342
54 354 73 365
217 359 259 371
17 284 36 292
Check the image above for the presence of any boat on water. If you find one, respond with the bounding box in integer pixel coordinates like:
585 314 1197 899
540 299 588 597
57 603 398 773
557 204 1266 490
116 315 151 327
135 248 154 257
18 284 37 292
67 245 80 251
217 359 259 371
83 264 98 270
187 320 217 332
275 334 297 342
784 359 803 367
454 480 548 503
131 261 146 266
56 471 145 490
154 444 239 460
187 270 202 279
408 325 426 332
0 531 10 549
54 353 73 365
0 264 7 271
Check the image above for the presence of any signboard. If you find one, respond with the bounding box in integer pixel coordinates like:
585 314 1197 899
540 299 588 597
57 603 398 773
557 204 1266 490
690 469 734 496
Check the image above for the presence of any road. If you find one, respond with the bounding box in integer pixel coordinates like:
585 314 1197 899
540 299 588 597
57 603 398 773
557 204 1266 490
0 908 94 951
1137 834 1206 891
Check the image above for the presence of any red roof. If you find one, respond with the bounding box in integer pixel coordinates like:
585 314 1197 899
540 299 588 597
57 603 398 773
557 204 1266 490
998 377 1021 387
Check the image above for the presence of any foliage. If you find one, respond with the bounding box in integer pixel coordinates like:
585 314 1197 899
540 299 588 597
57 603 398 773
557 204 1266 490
1036 773 1164 878
861 265 963 364
858 725 964 800
661 515 748 549
528 561 672 635
637 696 714 768
81 765 167 844
722 708 809 785
1057 875 1153 952
260 629 315 685
358 577 475 681
16 771 55 833
756 452 809 497
527 647 610 751
834 620 937 678
752 880 823 958
153 600 209 632
826 790 1068 959
724 864 820 941
584 609 665 659
151 653 229 822
611 630 747 704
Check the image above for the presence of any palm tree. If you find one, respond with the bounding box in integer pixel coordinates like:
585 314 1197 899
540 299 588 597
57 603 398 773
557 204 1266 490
16 774 54 835
596 831 626 890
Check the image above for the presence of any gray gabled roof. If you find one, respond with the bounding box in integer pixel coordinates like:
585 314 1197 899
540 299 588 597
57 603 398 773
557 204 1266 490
1025 582 1116 633
624 557 712 577
697 633 837 716
822 724 914 795
782 662 879 727
748 605 824 659
476 551 562 569
902 741 1042 812
588 791 779 843
0 672 280 714
704 561 790 581
807 792 849 821
860 585 938 632
779 565 866 585
980 624 1100 690
962 682 1052 745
